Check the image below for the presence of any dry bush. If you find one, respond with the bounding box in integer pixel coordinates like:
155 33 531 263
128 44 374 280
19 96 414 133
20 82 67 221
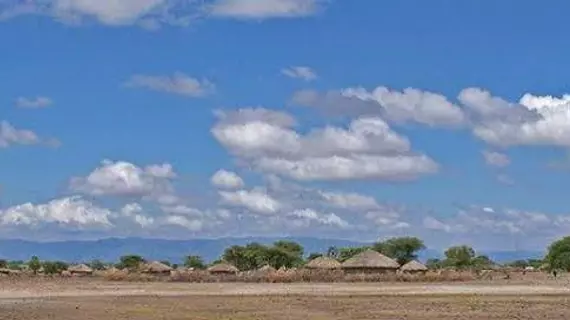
299 269 345 282
170 270 217 282
103 271 158 282
100 267 478 283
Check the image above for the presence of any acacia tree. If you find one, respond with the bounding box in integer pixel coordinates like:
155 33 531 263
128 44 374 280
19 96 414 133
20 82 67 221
471 255 494 269
426 258 445 269
337 247 369 262
89 259 106 271
184 255 206 269
117 255 145 270
221 241 305 270
444 245 475 269
374 237 426 265
42 261 68 275
29 256 41 274
545 236 570 271
273 241 304 259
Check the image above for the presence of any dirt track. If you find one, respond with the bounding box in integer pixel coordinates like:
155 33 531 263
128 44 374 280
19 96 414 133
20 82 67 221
1 281 570 299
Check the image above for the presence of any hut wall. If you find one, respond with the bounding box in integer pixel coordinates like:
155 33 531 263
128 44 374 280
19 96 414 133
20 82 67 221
343 267 397 275
401 270 427 275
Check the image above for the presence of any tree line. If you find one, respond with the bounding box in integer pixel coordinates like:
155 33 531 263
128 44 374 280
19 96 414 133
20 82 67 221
2 236 570 273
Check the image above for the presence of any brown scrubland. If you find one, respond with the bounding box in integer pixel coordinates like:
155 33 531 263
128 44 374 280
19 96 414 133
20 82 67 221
1 271 570 319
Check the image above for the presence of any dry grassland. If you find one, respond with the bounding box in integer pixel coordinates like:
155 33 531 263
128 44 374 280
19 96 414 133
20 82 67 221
1 278 570 319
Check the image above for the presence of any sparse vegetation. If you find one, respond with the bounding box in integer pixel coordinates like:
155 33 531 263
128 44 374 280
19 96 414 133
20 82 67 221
28 256 41 274
41 261 68 275
184 255 206 270
0 235 567 284
116 255 145 270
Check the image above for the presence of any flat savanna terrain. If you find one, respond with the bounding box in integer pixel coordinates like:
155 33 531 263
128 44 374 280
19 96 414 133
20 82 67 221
1 279 570 319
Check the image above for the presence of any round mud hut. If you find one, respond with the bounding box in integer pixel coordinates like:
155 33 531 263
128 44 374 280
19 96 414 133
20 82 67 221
305 256 342 270
141 261 173 275
399 260 428 274
67 264 94 276
341 249 400 274
208 262 239 275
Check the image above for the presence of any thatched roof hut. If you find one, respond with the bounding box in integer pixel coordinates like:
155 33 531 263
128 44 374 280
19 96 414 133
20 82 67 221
400 260 428 273
341 249 399 274
141 261 172 274
305 256 341 269
67 264 94 275
208 262 239 274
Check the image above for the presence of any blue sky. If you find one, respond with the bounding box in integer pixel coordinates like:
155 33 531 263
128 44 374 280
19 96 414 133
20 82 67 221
1 0 570 251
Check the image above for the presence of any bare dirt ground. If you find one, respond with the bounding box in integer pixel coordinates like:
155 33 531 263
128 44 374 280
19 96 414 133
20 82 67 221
1 279 570 319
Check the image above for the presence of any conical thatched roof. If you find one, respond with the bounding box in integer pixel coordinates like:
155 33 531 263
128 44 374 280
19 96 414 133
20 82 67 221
400 260 428 272
68 264 93 273
208 262 239 273
141 261 172 273
305 256 341 269
341 249 399 269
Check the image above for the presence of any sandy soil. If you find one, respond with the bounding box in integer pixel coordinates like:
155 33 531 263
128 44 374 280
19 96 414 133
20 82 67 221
1 293 570 319
1 280 570 319
1 280 570 299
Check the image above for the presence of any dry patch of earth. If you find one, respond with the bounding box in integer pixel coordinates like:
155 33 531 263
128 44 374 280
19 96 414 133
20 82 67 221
1 280 570 319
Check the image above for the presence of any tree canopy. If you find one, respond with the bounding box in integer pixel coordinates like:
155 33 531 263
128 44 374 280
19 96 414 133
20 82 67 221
221 241 305 270
28 256 41 274
444 245 476 269
545 236 570 271
117 255 145 270
374 237 426 265
184 255 206 269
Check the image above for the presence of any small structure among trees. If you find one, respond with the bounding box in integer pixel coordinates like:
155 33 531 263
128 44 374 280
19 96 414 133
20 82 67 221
399 260 428 274
141 261 173 274
341 249 400 274
67 264 94 276
208 262 239 275
305 256 341 270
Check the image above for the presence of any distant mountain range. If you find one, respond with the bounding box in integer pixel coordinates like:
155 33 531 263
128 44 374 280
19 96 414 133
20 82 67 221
0 237 543 264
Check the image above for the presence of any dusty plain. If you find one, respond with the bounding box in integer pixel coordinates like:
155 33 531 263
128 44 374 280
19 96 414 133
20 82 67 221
1 278 570 319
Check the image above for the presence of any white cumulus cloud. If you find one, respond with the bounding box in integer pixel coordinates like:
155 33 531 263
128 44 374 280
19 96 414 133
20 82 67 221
211 169 245 189
209 0 321 19
70 160 179 204
212 108 438 181
15 96 53 108
125 72 215 97
460 88 570 147
0 121 58 148
281 66 317 81
0 196 112 229
482 150 510 167
318 191 380 210
219 189 281 214
288 208 350 229
0 0 323 27
293 86 466 127
342 86 466 127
